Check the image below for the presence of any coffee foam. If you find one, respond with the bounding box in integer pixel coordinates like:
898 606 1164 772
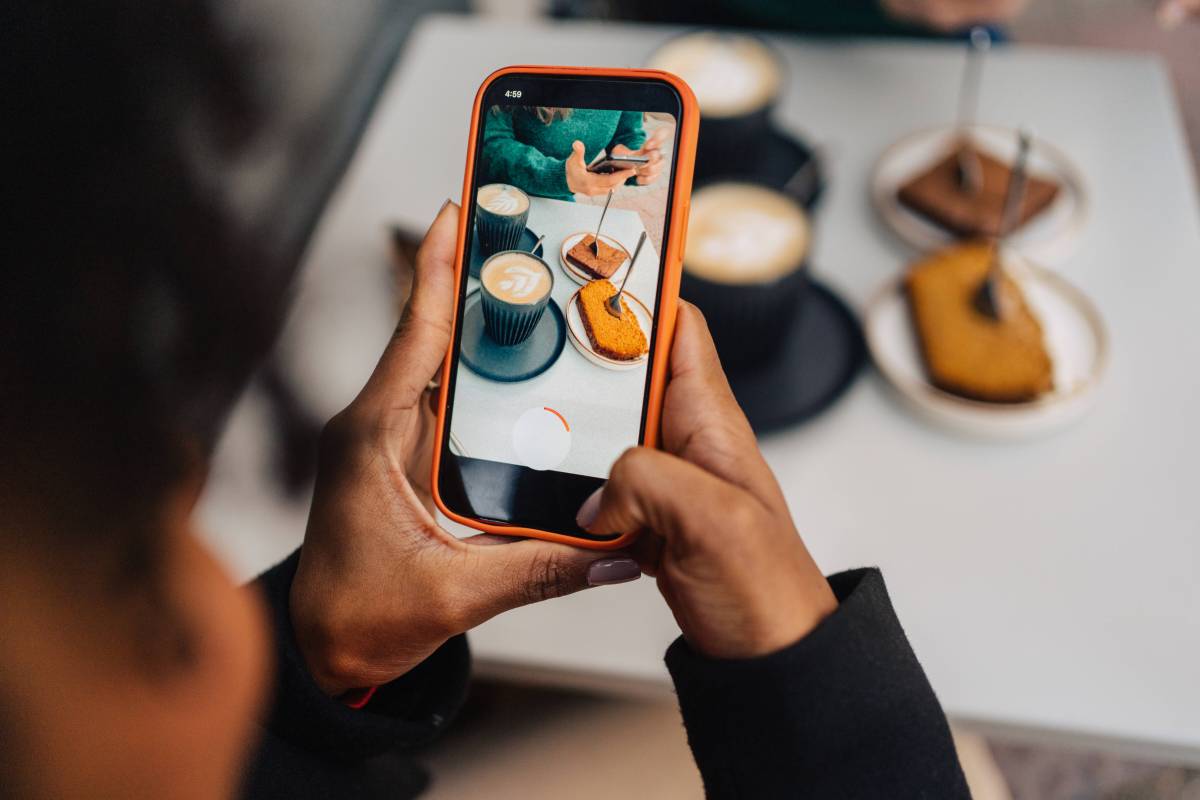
648 33 781 118
684 183 809 284
477 183 530 216
482 253 551 304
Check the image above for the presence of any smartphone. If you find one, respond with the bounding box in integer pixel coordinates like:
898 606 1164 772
587 153 650 174
432 66 698 549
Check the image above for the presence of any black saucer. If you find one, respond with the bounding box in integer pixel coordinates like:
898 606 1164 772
470 227 545 278
695 125 825 211
460 290 566 382
725 278 865 434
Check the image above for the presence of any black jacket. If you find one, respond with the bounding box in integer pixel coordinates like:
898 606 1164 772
242 552 969 798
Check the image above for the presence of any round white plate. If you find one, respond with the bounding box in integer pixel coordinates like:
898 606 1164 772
558 232 632 286
864 253 1108 439
872 125 1089 265
565 286 652 371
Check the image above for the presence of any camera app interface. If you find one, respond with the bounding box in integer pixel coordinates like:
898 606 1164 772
448 99 678 480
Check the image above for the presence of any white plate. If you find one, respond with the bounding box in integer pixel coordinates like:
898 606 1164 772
864 253 1109 439
565 286 652 371
558 232 632 286
872 125 1089 265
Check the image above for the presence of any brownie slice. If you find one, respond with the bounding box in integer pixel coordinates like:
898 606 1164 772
897 144 1060 238
566 235 627 279
905 242 1053 403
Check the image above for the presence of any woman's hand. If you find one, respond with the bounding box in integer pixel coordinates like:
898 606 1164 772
1159 0 1200 28
611 127 670 186
880 0 1030 31
576 304 837 660
290 202 640 696
565 140 636 197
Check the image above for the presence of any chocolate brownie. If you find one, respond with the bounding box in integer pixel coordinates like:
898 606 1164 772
897 143 1060 238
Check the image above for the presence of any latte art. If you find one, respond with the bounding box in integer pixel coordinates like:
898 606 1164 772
495 265 543 299
684 183 809 284
649 33 781 118
481 252 552 304
484 192 522 215
477 183 530 217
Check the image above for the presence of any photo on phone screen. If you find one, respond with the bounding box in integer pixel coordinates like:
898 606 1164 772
438 75 684 535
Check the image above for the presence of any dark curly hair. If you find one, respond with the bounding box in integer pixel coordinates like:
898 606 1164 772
1 3 285 596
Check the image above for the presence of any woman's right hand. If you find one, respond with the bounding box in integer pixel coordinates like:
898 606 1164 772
564 140 636 197
575 304 838 660
880 0 1030 31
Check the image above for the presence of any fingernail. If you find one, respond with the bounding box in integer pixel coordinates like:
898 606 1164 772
438 197 453 213
575 486 603 529
587 558 640 587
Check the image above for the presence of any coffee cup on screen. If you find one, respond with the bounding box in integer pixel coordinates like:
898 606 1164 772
681 182 811 366
479 250 554 346
476 183 531 256
647 32 783 178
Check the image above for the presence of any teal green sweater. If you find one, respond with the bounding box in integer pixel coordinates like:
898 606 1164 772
480 107 646 201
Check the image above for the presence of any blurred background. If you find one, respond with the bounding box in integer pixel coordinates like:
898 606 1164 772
195 1 1200 798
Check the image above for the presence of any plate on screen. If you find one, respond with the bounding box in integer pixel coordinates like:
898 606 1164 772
565 286 652 371
558 232 632 286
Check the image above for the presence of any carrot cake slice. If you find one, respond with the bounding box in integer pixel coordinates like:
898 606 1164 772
576 280 648 361
905 242 1053 403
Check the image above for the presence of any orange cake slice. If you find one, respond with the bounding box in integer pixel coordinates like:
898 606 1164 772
905 242 1053 403
576 280 648 362
566 235 627 279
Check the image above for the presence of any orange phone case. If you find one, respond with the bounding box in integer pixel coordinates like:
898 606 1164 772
431 65 699 551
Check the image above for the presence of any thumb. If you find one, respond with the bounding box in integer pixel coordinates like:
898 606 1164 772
457 536 641 626
359 200 459 409
569 139 586 165
660 303 780 503
577 447 747 552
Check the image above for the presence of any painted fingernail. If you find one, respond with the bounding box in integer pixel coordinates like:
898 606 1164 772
587 558 640 587
575 486 604 529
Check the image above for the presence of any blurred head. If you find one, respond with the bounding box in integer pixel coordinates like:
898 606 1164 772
1 3 286 797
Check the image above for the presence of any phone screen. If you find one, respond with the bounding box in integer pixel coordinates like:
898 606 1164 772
438 73 684 538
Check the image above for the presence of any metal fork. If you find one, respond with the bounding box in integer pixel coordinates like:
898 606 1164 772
973 129 1032 321
607 231 647 318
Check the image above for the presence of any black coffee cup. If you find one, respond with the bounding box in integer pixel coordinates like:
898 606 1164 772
680 181 812 368
648 32 785 182
476 183 531 256
479 250 554 346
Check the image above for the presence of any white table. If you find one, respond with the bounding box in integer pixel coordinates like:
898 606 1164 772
198 14 1200 764
452 197 659 478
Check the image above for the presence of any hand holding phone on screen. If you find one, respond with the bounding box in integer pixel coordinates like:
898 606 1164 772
610 126 670 185
569 141 637 194
432 66 699 548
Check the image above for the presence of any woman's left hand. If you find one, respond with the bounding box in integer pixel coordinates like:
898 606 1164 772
612 127 670 186
289 202 640 697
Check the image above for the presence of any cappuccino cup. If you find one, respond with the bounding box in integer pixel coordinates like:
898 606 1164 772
681 182 811 366
648 32 783 180
479 250 554 346
476 183 531 256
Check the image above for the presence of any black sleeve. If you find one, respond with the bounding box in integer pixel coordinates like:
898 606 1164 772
666 568 969 799
240 550 470 799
